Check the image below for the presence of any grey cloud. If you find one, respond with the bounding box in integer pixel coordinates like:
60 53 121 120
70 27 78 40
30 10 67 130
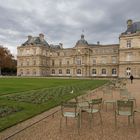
0 0 140 54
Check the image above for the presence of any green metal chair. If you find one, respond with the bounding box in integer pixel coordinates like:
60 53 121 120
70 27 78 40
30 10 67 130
74 96 89 109
60 101 80 133
115 100 134 127
82 98 103 128
102 88 116 111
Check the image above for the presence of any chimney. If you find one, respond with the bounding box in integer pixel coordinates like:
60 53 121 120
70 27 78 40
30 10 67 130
39 33 44 40
127 19 133 29
97 41 100 45
28 35 32 41
59 43 63 48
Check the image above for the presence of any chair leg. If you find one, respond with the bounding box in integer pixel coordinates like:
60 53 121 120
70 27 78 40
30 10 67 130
66 117 67 126
115 112 117 128
128 116 130 126
60 117 62 132
106 103 107 111
89 114 92 129
99 111 102 125
92 113 94 126
133 113 135 124
77 116 80 135
80 110 82 127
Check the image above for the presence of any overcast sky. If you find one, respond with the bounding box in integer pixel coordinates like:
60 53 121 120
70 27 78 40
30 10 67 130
0 0 140 56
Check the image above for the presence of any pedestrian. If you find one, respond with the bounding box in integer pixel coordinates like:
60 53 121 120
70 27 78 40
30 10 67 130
130 74 134 84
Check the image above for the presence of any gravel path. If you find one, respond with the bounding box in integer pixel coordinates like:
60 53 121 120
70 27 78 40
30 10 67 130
0 79 140 140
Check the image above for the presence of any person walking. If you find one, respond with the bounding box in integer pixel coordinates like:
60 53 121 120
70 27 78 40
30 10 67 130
130 74 134 84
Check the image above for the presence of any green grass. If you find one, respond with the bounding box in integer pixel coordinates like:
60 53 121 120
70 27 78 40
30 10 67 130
0 77 108 131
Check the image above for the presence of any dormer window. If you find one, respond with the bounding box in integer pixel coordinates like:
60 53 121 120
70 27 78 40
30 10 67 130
127 40 131 48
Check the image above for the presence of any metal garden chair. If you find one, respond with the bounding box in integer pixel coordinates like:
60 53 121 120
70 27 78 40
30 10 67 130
115 100 134 127
82 98 103 128
60 101 80 133
102 87 116 111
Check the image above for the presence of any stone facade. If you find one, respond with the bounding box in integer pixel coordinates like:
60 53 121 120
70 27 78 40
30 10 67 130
17 20 140 78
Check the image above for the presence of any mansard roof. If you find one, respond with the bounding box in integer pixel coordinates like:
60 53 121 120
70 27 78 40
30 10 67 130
122 20 140 35
50 44 63 49
22 34 50 48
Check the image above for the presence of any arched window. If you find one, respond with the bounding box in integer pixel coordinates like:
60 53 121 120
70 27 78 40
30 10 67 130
59 69 62 74
92 69 96 75
77 69 81 74
52 69 55 74
102 69 106 75
66 69 70 74
112 68 117 75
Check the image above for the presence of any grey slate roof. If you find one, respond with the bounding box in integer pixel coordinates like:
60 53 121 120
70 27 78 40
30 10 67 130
50 44 62 49
124 22 140 34
22 36 50 48
76 34 88 46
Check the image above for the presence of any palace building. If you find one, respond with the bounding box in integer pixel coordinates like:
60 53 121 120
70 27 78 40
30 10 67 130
17 20 140 78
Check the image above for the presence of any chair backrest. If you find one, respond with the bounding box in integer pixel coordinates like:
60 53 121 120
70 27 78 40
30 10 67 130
120 88 130 99
117 100 133 115
102 88 113 99
61 101 78 116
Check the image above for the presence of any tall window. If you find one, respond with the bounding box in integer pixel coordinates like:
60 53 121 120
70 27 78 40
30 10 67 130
52 69 55 74
92 69 96 75
102 69 106 75
112 68 117 75
66 69 70 74
59 69 62 74
77 69 81 74
127 40 131 48
126 67 131 76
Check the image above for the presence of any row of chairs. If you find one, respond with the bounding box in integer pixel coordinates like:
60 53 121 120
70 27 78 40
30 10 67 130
60 79 139 133
60 98 102 134
60 97 136 133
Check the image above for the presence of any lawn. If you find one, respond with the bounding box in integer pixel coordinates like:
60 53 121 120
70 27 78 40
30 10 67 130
0 77 108 131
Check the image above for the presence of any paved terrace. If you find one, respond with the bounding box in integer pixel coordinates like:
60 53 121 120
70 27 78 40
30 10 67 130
0 79 140 140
